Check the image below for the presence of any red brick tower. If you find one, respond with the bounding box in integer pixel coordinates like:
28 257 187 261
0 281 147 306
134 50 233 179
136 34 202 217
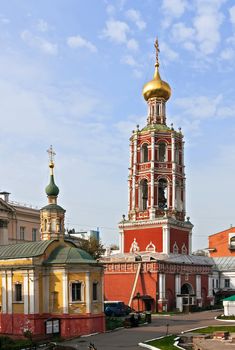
119 39 193 255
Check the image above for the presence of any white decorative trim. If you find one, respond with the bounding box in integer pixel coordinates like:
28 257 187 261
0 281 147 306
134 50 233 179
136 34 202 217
2 271 7 313
86 272 91 313
7 271 12 314
162 225 170 254
181 243 187 255
196 275 201 299
62 269 68 313
173 241 179 254
130 238 140 253
23 273 29 314
146 241 156 252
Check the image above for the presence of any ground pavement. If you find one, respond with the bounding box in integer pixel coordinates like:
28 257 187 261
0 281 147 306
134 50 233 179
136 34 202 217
62 310 228 350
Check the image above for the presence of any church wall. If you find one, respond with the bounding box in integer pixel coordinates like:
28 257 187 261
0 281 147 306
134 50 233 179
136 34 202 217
124 226 163 252
49 271 64 313
170 228 189 253
104 263 158 312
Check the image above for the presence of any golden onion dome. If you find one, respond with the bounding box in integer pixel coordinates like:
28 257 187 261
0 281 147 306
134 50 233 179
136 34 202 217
142 39 171 101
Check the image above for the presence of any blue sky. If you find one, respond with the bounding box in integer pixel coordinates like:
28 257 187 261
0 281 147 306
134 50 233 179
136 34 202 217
1 0 235 250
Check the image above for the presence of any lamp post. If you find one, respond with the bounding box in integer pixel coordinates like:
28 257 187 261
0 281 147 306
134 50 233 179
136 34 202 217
136 292 141 313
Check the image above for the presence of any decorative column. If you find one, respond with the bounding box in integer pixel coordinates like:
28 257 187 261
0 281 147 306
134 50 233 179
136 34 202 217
43 269 49 313
196 274 202 307
175 274 182 311
159 273 166 300
132 135 138 218
162 224 170 254
86 272 91 313
171 133 176 210
62 269 68 314
2 271 7 313
23 271 29 314
7 271 13 314
29 270 39 314
150 132 155 219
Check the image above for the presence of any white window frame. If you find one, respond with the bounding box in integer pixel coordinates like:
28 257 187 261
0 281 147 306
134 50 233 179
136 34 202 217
92 281 99 302
70 281 84 303
14 282 23 303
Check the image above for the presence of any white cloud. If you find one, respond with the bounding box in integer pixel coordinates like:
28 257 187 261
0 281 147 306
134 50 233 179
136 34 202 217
220 48 235 60
161 0 187 28
21 30 58 55
125 9 146 30
193 0 224 55
229 5 235 26
102 19 129 43
126 38 139 51
121 55 139 67
102 19 139 51
106 4 116 16
67 35 97 52
36 19 49 32
160 42 179 61
172 22 195 42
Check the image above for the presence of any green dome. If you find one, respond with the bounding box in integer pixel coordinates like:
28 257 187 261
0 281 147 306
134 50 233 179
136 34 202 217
45 245 96 264
45 175 59 197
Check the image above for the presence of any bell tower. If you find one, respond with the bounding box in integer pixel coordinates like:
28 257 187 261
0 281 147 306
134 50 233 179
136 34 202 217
119 39 193 255
40 146 65 241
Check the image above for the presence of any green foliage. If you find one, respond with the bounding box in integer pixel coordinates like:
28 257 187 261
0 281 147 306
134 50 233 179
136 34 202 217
0 336 31 350
106 316 124 330
75 236 105 259
192 326 235 333
217 314 235 320
147 335 177 350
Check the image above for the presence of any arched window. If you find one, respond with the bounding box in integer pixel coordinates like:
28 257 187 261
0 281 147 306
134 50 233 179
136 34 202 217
230 236 235 247
141 144 148 162
159 143 166 162
158 178 168 209
140 179 148 210
44 219 47 231
156 103 160 116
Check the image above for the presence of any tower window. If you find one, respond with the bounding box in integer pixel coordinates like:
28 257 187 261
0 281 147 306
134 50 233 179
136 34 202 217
140 179 148 210
158 179 167 209
141 144 148 163
159 143 166 162
156 103 160 116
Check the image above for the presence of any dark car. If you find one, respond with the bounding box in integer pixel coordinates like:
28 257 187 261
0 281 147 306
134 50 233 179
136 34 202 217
104 301 128 317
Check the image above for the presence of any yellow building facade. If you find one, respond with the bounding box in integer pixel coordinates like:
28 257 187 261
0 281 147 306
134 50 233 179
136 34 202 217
0 149 105 338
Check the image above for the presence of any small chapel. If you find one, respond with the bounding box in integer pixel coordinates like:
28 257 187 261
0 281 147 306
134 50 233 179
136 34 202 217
0 147 105 338
102 40 213 313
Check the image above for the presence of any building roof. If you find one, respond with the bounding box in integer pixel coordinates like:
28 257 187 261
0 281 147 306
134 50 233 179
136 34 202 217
223 295 235 301
101 251 213 266
212 257 235 271
45 245 96 264
0 240 56 259
41 203 65 212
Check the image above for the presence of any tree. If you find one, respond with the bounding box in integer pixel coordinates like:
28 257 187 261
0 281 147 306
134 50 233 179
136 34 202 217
75 236 105 260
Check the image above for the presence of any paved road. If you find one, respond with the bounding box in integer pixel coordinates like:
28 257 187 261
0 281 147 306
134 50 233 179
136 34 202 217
62 310 228 350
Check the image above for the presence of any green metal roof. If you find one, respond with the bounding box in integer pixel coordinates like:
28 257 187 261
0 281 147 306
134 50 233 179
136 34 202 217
45 245 96 265
45 174 59 197
41 203 65 212
0 240 56 260
223 295 235 301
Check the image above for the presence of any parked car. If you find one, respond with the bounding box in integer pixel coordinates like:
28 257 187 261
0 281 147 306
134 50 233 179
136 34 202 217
104 301 130 317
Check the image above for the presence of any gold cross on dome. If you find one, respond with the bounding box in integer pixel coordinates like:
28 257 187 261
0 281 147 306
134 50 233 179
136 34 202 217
47 145 56 163
154 38 160 66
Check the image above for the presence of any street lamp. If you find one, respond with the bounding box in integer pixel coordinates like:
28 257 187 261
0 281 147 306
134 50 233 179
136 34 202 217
136 292 141 313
